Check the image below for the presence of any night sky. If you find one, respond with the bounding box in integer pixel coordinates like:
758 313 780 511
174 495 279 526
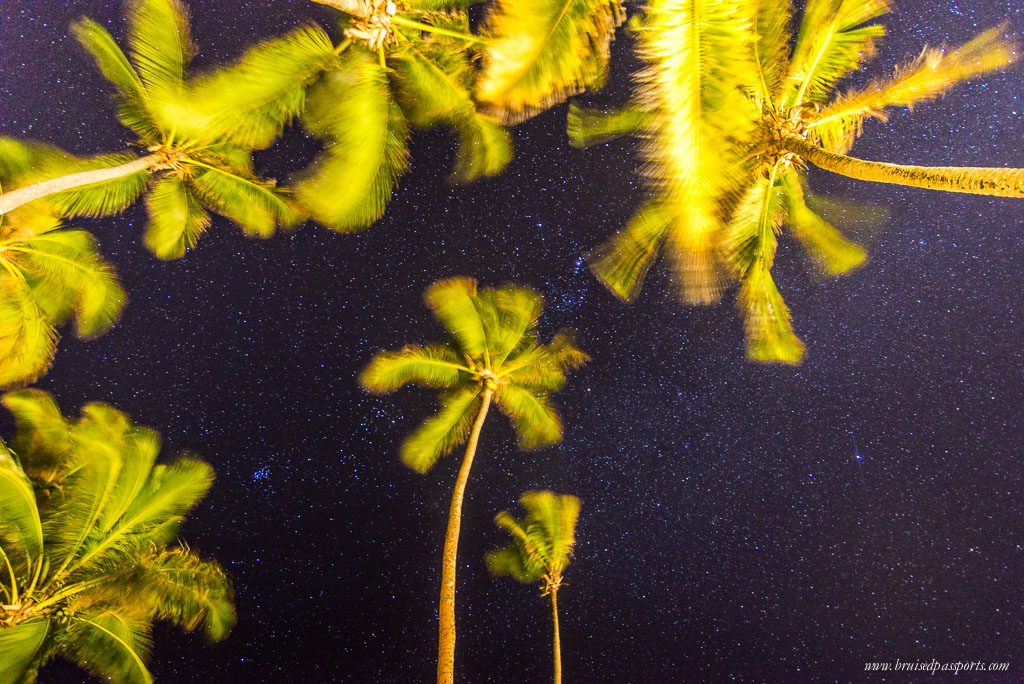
2 1 1023 682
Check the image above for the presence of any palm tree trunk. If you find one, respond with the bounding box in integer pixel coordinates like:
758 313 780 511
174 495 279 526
0 154 161 217
781 134 1024 198
551 587 562 684
437 387 493 684
308 0 373 17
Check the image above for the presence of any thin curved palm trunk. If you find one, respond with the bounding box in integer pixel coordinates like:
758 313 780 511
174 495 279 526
782 134 1024 198
308 0 373 17
437 387 493 684
0 154 161 217
551 587 561 684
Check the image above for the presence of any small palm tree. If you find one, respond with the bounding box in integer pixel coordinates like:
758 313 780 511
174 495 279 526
0 152 124 388
0 0 295 259
359 277 587 684
486 490 580 684
0 389 234 683
575 0 1023 363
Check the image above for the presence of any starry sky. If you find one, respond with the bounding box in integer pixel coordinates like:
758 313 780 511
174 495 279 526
2 1 1023 682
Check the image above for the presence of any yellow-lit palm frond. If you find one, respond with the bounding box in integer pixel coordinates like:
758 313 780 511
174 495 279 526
486 490 579 586
493 385 562 449
636 0 761 303
589 202 669 302
143 175 211 260
779 169 866 276
751 0 793 101
127 0 194 94
477 0 626 123
359 345 471 392
783 0 890 107
566 103 651 148
400 385 483 473
294 48 410 232
809 26 1017 153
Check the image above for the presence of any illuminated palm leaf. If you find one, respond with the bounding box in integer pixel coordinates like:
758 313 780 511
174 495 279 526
779 170 866 276
477 0 626 123
0 391 233 683
566 103 651 148
127 0 194 93
294 48 410 232
589 202 669 301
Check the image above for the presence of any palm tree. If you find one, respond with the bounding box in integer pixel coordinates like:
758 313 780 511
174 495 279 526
575 1 1022 363
486 490 580 684
0 0 295 259
0 389 234 683
359 277 587 684
0 151 124 388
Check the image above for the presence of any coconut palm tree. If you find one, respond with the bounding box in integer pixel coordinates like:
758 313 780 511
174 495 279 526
0 389 234 683
486 490 580 684
359 277 587 684
0 0 295 259
0 151 124 388
576 0 1022 363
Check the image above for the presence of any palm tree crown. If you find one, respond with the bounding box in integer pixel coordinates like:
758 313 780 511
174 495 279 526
0 389 234 683
577 0 1020 363
360 276 587 473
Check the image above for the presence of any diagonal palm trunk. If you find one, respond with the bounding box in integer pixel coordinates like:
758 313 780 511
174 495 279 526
308 0 373 17
550 586 562 684
782 134 1024 198
0 154 162 217
437 386 494 684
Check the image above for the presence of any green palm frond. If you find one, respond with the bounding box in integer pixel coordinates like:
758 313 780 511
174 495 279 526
406 0 484 9
0 278 59 390
360 345 470 393
401 386 482 473
783 0 890 107
72 18 146 102
295 49 410 231
424 277 490 360
0 619 50 683
128 0 193 93
483 284 543 365
157 25 336 149
139 547 235 641
451 115 513 183
477 0 626 123
493 385 561 449
751 0 793 100
144 175 211 260
566 103 651 148
780 170 866 276
0 440 43 574
808 26 1016 153
484 545 534 583
637 0 760 303
66 611 154 684
3 389 72 482
589 202 669 301
187 162 297 238
499 332 588 390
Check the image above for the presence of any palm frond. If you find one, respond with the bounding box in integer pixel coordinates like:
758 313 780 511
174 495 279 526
127 0 193 93
493 385 561 449
187 162 296 238
139 547 235 641
401 386 481 474
3 389 72 481
780 170 866 275
424 277 489 361
359 345 469 393
520 489 579 570
71 18 145 102
566 103 650 148
476 0 626 123
0 278 58 389
406 0 484 9
637 0 760 303
451 114 513 183
14 230 126 338
88 407 159 534
0 619 50 683
500 331 588 390
589 202 669 301
485 284 543 366
484 545 536 583
0 440 43 574
809 26 1016 153
44 157 151 219
783 0 890 107
158 25 335 149
144 175 211 260
294 49 410 232
752 0 793 101
67 611 154 684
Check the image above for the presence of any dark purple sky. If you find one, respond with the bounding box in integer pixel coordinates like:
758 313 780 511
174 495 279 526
1 1 1022 681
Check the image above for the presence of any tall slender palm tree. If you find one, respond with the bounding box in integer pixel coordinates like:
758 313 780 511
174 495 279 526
0 389 234 683
486 490 580 684
0 0 295 259
359 277 587 684
575 0 1022 363
0 151 124 388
